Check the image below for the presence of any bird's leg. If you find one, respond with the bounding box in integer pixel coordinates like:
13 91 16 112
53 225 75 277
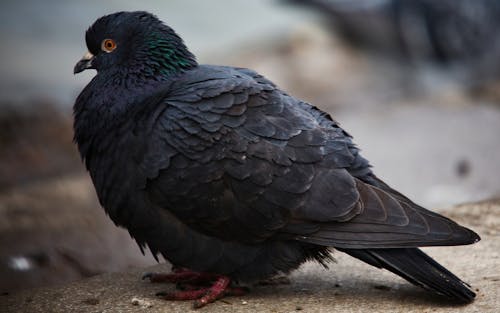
143 267 248 307
142 267 219 285
155 276 248 308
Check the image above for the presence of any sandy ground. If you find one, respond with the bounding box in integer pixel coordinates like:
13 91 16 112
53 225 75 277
3 200 499 313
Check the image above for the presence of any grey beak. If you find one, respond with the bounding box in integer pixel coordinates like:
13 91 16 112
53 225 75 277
73 51 95 74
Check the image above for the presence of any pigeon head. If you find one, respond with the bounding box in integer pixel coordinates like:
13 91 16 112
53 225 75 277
74 11 197 78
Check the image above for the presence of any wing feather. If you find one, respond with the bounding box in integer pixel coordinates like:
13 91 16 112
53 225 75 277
138 65 478 248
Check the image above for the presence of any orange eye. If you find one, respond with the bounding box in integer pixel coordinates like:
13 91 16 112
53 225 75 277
101 39 117 53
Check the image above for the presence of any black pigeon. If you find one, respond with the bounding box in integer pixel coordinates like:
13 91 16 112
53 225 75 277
73 11 480 308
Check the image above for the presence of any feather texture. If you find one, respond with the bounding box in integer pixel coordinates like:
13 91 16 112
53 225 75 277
74 11 480 302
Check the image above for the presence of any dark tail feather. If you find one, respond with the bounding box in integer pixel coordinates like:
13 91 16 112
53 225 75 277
339 247 476 303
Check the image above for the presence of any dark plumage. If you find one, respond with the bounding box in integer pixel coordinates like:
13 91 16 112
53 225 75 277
74 11 480 307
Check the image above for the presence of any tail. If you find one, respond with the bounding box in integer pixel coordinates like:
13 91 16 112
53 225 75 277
339 247 476 303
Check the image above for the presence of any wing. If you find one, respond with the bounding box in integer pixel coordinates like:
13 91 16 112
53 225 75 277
139 65 479 248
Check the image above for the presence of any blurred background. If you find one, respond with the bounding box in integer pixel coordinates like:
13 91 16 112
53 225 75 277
1 0 500 295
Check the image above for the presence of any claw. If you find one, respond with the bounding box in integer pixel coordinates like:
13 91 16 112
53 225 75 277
143 268 248 308
192 276 230 308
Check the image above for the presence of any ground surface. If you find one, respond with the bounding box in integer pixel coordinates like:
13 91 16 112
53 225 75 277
3 200 499 313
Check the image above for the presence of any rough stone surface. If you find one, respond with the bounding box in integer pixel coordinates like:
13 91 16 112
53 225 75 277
0 175 158 293
3 200 499 313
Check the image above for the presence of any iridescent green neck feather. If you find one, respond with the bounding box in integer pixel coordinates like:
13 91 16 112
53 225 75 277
144 32 197 78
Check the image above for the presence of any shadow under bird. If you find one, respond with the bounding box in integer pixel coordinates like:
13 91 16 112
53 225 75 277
73 11 480 308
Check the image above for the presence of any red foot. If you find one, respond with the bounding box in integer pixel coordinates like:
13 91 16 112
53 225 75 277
142 268 217 285
143 268 248 308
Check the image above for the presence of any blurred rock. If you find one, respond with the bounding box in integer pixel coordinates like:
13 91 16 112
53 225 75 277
0 102 80 190
282 0 500 98
0 175 159 293
285 0 500 63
